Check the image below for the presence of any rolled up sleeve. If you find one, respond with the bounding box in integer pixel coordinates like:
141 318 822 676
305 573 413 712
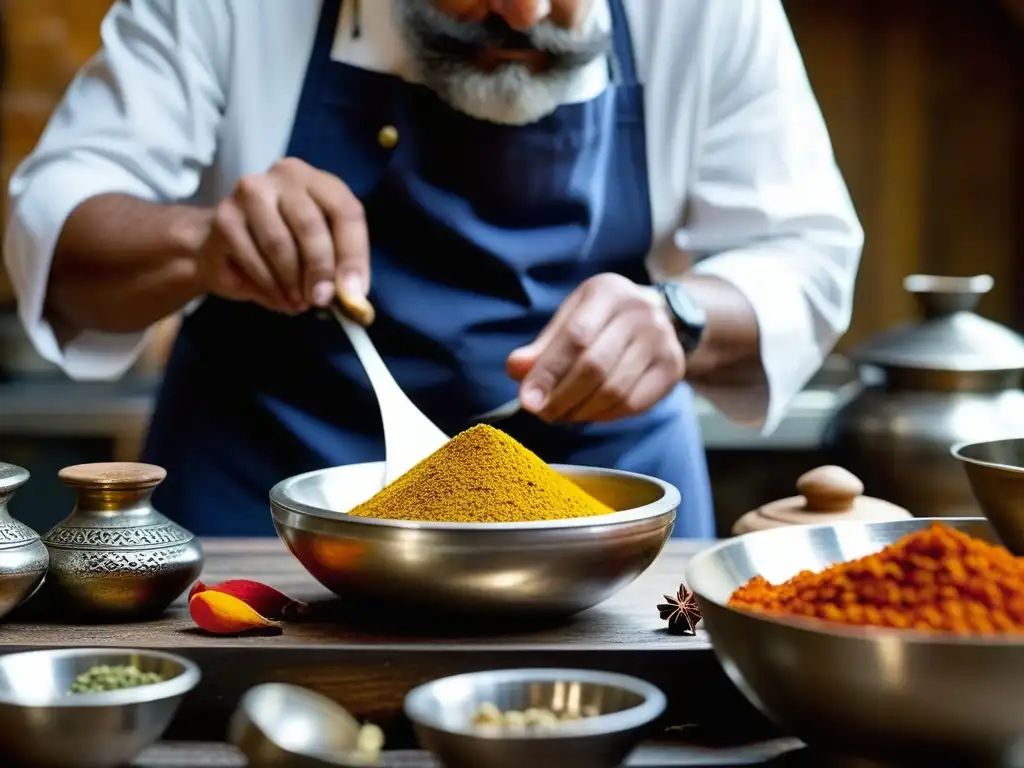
676 0 863 434
3 0 227 380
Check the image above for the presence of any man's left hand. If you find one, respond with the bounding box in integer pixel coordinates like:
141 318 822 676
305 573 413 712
507 273 685 423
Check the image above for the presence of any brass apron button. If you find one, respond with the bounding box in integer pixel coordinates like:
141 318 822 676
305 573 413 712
378 125 399 149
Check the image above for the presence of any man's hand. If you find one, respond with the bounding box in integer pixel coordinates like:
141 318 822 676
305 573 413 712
198 158 370 315
507 273 685 423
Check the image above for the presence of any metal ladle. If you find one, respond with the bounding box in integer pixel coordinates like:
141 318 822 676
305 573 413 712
228 683 384 768
330 300 450 486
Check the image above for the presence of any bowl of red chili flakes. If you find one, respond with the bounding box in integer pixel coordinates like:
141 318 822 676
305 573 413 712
687 517 1024 766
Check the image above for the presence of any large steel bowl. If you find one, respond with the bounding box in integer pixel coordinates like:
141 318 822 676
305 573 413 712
686 518 1024 766
952 438 1024 555
270 462 677 617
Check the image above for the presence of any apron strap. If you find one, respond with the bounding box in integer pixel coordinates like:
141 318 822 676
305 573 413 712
607 0 640 86
313 0 345 58
292 0 347 130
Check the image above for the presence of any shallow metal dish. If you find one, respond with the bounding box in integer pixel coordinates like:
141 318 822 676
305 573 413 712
952 438 1024 555
0 647 200 768
229 683 375 767
686 518 1024 766
270 462 677 616
405 668 666 768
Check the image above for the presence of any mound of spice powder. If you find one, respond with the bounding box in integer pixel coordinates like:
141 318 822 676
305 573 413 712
728 523 1024 634
347 424 614 523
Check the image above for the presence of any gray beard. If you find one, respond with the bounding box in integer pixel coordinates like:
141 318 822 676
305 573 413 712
415 61 582 127
392 0 607 126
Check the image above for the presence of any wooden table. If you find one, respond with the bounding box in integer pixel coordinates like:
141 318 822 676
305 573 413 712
114 738 804 767
2 540 765 745
117 739 803 767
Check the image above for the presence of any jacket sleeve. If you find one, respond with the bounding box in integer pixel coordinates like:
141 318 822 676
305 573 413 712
3 0 229 380
677 0 863 433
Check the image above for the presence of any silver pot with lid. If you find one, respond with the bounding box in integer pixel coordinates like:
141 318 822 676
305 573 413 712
0 462 49 620
826 274 1024 517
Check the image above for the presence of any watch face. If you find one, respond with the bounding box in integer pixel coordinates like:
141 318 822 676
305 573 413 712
660 282 706 352
666 283 706 325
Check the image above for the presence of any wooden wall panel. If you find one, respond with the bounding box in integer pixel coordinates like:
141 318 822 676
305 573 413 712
0 0 113 303
785 0 1023 342
925 0 1021 326
1 0 1022 342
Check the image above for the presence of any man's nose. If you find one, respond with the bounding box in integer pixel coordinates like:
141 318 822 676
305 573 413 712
488 0 551 31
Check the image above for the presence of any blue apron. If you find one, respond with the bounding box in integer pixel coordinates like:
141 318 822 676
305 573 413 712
142 0 714 538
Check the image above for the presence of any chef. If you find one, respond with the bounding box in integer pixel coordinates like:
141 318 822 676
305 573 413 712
4 0 862 538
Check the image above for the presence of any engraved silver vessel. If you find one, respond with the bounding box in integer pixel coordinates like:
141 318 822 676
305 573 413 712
42 462 204 621
0 462 48 621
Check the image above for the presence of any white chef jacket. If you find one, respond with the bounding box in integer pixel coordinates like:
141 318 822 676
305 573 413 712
3 0 863 434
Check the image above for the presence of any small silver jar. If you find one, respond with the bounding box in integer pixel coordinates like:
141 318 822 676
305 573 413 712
0 462 48 621
42 462 204 621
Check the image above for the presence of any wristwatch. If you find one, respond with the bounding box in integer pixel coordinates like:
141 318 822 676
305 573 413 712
654 281 707 354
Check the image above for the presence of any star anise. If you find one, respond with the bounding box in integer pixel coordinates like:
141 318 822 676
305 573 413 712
657 583 702 636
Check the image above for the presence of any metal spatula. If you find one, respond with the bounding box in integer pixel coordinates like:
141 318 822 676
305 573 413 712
330 301 450 486
472 397 521 424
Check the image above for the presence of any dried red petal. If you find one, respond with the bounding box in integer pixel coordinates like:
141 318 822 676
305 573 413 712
188 579 308 620
189 591 281 635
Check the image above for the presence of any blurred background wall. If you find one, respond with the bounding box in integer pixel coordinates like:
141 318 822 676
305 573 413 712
1 0 1022 533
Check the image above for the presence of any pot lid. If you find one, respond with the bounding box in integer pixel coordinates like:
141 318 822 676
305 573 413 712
0 462 29 494
851 275 1024 372
732 466 912 535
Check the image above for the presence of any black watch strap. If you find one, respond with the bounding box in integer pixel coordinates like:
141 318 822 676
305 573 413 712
655 281 707 354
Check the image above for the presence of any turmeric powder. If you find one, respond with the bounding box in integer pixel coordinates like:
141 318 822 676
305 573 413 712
728 523 1024 635
348 424 614 523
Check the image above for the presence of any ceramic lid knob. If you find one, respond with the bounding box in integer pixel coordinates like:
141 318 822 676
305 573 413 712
731 464 911 535
795 465 864 513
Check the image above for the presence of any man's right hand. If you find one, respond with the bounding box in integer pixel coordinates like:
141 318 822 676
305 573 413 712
198 158 370 315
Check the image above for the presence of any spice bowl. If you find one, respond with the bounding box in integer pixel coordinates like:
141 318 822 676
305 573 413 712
686 518 1024 766
404 668 666 768
0 647 200 768
270 462 678 617
951 438 1024 554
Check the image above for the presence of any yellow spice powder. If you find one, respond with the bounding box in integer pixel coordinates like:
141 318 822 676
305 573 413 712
347 424 615 523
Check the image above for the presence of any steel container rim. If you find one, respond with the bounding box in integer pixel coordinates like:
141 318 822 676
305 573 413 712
686 517 1024 648
950 439 1024 475
269 462 681 532
404 668 667 739
0 647 202 707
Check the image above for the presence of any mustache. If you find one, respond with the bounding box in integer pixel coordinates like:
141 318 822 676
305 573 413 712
396 2 612 72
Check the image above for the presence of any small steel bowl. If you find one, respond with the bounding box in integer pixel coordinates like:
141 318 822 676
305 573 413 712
952 438 1024 555
270 462 677 617
0 648 200 768
229 683 383 768
686 518 1024 765
404 668 666 768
